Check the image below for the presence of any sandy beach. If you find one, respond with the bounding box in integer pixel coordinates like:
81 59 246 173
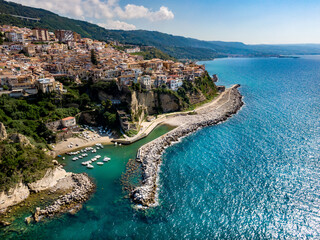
53 86 234 156
52 132 115 156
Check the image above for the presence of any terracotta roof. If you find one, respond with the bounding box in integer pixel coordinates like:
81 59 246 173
62 116 75 121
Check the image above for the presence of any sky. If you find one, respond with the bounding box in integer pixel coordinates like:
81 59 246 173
9 0 320 44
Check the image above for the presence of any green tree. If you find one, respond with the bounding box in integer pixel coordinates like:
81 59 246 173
104 99 112 110
80 93 90 109
103 111 117 126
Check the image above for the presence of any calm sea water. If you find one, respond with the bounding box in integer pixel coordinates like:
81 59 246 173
3 56 320 239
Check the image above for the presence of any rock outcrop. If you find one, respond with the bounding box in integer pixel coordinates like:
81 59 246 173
0 183 30 213
0 122 7 141
131 90 181 115
131 85 244 207
0 167 95 221
28 167 71 192
9 133 32 147
33 173 95 222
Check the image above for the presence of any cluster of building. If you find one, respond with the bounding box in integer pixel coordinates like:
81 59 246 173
0 25 207 98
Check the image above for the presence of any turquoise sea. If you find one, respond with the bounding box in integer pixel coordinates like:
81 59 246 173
2 56 320 239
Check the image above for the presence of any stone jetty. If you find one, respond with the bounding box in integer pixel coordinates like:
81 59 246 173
131 85 244 207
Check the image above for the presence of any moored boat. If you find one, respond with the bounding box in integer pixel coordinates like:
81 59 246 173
87 164 94 169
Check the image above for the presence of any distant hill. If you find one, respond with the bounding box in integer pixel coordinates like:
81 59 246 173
1 0 320 60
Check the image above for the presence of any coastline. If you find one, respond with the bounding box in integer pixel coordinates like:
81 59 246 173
131 84 244 207
0 165 95 225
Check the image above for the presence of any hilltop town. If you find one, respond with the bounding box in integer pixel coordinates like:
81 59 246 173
0 25 218 135
0 25 207 96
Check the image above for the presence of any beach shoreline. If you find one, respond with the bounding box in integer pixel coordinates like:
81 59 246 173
130 84 244 208
52 93 226 155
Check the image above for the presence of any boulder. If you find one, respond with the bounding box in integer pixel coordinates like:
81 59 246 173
25 215 33 225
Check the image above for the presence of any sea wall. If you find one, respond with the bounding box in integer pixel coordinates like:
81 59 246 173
131 84 244 207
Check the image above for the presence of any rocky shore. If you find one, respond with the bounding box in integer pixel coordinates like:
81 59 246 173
131 85 244 207
29 173 95 223
0 165 95 225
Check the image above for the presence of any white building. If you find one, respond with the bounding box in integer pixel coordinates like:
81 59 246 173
61 116 76 127
126 47 140 54
140 75 151 90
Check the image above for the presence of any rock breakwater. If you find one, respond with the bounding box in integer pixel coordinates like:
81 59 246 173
131 85 244 207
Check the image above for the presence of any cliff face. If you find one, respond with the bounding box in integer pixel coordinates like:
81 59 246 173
131 91 181 116
0 183 30 213
97 90 130 103
0 167 70 212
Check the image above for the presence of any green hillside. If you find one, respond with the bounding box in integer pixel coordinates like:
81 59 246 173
1 0 320 59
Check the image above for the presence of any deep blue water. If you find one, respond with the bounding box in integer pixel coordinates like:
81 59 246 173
3 56 320 239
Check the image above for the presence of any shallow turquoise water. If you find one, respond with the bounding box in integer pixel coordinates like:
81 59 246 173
3 56 320 239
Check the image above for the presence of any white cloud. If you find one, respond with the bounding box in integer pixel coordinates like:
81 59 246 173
98 21 136 30
9 0 174 30
117 5 174 21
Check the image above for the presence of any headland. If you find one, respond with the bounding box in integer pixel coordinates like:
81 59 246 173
131 85 244 207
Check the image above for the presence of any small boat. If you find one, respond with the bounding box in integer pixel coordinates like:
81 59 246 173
87 164 94 169
81 162 88 166
62 157 65 160
92 149 97 153
114 142 117 146
119 143 122 146
72 157 78 161
103 157 111 162
97 162 104 166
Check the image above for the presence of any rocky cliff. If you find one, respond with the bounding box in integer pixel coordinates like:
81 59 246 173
28 167 71 192
0 183 30 213
0 166 94 217
130 90 181 116
0 122 7 141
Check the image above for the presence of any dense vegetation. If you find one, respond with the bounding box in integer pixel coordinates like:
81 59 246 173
0 141 53 191
131 46 176 61
0 94 77 146
0 79 123 191
152 71 218 111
